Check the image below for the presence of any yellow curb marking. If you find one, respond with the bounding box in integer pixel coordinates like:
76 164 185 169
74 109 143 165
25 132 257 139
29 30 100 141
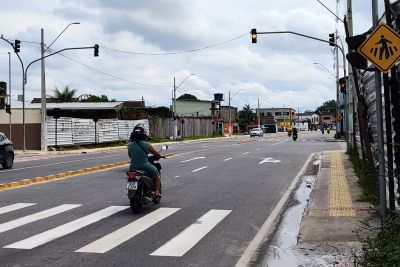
19 179 32 185
329 151 355 217
0 162 130 192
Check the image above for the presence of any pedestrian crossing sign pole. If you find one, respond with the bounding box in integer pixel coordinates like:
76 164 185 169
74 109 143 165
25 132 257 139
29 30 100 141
358 23 400 72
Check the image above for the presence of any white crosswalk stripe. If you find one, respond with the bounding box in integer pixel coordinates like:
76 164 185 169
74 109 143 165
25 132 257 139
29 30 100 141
0 204 81 234
150 209 231 257
76 207 180 254
1 204 232 257
4 206 128 249
0 203 36 215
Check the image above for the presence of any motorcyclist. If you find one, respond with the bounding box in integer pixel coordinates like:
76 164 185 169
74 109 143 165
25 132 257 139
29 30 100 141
292 127 298 138
287 128 292 137
128 125 163 197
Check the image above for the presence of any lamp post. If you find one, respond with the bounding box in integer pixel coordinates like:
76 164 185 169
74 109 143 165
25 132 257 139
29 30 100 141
41 22 80 151
173 74 194 139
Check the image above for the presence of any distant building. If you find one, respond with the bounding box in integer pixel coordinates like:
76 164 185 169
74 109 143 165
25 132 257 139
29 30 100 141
257 107 296 131
320 112 335 126
175 99 216 117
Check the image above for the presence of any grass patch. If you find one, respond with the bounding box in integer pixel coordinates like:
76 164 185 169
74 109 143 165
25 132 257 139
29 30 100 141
354 213 400 267
346 145 379 205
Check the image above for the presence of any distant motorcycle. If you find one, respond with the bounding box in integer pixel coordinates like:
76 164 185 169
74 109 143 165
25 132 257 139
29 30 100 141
126 145 167 214
292 132 298 141
327 129 331 134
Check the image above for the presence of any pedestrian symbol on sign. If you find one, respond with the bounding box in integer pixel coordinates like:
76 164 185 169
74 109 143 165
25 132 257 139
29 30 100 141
371 35 398 60
358 23 400 72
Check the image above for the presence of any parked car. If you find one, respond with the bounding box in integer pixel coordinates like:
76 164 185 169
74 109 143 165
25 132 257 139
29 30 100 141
0 132 14 169
250 128 264 137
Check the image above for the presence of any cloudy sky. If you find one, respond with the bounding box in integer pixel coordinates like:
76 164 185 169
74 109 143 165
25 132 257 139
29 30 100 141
0 1 383 112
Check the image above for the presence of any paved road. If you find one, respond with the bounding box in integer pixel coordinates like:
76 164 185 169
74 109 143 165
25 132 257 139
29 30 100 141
0 132 341 267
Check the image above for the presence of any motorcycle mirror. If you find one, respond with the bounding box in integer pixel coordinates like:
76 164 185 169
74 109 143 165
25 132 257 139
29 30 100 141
161 145 168 150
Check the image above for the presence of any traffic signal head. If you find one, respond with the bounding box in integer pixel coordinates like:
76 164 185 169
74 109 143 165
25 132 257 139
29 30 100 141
14 39 21 53
94 44 99 57
345 32 370 70
329 33 335 46
251 29 257 43
5 104 11 114
339 77 347 94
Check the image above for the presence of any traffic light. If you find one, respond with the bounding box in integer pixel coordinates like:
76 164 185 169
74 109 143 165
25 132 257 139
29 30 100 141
94 44 99 57
339 76 347 94
328 33 335 46
5 104 11 114
251 29 257 43
345 32 369 70
0 82 6 110
14 39 20 53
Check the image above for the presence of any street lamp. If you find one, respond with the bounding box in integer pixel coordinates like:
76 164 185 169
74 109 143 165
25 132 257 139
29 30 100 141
173 74 195 139
313 62 336 79
228 89 244 136
40 22 80 151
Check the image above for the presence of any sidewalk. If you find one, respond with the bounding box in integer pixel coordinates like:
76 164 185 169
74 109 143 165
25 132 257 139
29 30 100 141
297 150 373 265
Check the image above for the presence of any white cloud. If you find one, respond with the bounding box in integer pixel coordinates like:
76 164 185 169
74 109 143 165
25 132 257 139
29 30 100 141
0 0 375 112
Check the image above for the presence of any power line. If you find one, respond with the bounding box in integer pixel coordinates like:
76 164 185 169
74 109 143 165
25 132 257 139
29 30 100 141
101 32 249 56
49 49 171 88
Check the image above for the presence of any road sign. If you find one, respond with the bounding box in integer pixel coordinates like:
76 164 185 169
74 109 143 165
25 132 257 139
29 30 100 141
336 114 343 121
358 23 400 72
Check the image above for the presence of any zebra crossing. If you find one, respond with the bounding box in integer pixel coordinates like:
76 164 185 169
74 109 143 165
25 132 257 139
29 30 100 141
0 202 231 257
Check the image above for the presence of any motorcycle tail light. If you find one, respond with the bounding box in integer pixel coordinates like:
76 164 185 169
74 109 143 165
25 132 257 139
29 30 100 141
127 172 139 180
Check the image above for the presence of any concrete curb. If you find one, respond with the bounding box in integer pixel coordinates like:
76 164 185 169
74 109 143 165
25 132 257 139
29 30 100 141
0 161 130 191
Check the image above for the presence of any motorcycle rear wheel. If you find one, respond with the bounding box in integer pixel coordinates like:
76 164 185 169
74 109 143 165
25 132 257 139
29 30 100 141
130 187 143 214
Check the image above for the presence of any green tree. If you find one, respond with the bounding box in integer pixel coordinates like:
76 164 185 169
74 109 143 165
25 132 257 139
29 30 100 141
51 86 77 102
177 93 197 100
238 104 256 131
83 94 115 102
315 100 336 113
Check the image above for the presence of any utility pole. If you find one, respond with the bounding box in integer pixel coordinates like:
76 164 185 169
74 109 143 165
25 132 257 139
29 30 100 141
372 0 387 216
173 77 177 140
8 52 11 141
40 28 47 152
228 91 231 136
257 98 260 128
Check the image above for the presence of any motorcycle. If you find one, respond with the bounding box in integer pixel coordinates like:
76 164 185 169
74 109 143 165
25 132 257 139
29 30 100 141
327 129 331 134
126 145 168 214
292 132 298 141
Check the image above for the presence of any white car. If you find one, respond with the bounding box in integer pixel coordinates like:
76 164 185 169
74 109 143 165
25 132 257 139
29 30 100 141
250 128 263 137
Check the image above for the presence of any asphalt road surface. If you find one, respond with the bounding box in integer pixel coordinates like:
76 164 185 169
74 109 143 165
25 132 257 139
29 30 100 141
0 132 342 267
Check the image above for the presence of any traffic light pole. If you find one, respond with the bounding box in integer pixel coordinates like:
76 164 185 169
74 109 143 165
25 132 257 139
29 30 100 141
0 35 98 151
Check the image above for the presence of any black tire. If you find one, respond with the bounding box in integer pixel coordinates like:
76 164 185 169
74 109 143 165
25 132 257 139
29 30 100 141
130 186 143 214
2 152 14 169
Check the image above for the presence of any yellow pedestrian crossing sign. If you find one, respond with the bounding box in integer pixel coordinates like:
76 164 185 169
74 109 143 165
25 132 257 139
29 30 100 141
358 23 400 72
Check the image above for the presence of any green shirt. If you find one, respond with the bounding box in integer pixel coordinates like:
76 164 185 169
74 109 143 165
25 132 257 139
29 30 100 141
129 140 150 167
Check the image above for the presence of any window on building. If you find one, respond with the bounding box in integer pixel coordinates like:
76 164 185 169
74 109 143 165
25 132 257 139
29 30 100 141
283 112 289 115
260 112 264 116
323 116 330 120
267 112 273 116
275 112 282 116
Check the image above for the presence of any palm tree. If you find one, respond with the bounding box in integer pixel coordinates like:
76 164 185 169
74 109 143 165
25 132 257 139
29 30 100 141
51 86 77 102
238 104 256 132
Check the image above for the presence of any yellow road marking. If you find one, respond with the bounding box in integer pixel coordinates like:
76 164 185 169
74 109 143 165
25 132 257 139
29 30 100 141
329 151 355 216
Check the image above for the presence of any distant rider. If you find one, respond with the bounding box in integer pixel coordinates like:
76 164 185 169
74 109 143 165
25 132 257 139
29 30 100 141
128 126 163 197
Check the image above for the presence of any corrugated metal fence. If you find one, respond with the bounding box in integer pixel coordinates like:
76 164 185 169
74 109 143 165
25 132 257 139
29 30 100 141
47 117 149 146
357 69 398 210
46 116 215 146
